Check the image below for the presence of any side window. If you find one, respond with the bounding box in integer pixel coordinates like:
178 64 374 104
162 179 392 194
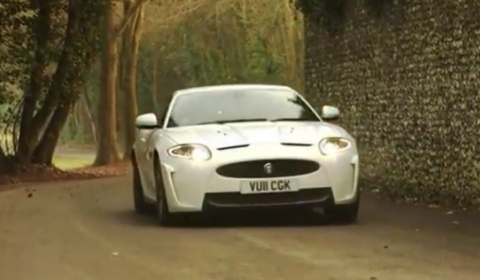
158 96 173 128
159 107 168 127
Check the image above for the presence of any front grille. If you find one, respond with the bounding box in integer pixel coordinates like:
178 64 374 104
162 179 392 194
203 188 333 208
216 159 320 178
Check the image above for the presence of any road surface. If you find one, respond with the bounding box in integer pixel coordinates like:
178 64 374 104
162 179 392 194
0 176 479 280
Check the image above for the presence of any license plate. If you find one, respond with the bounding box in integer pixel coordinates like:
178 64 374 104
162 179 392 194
240 180 298 194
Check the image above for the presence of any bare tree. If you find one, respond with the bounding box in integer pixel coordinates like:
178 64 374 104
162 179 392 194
95 0 210 165
119 0 144 160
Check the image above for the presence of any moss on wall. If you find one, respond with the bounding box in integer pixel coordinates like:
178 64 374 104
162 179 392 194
304 0 480 208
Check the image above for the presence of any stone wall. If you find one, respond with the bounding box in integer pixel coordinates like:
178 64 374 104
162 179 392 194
304 0 480 207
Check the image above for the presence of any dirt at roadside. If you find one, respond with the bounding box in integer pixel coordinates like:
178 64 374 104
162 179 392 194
0 162 130 192
0 145 130 192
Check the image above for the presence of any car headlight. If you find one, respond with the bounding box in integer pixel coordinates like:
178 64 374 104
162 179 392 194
167 144 212 161
319 137 351 155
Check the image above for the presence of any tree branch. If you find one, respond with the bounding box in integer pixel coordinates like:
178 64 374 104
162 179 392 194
113 0 148 40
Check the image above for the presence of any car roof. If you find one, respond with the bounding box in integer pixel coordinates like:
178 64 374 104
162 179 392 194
173 84 295 97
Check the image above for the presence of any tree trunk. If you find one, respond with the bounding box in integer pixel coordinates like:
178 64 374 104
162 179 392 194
117 50 125 153
122 1 144 160
152 57 159 112
94 3 120 166
16 0 107 166
32 103 71 165
79 94 96 144
84 92 98 144
17 0 52 163
0 147 9 172
29 2 87 165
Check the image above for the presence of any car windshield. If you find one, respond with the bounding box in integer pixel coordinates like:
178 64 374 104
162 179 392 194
165 88 320 128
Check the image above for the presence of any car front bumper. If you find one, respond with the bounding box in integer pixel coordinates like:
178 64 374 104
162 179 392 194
159 144 359 213
202 188 335 212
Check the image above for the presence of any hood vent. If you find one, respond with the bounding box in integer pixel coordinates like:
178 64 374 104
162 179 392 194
217 144 250 151
281 143 312 147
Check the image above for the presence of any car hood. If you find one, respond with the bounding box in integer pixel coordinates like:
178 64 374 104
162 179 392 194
163 122 352 149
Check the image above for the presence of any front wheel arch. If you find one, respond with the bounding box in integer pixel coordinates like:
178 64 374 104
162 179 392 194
152 149 164 189
152 149 177 226
153 149 161 168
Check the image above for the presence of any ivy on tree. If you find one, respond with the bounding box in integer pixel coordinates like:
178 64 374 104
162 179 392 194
295 0 347 32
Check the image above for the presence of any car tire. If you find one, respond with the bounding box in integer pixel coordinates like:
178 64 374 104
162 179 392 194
324 192 360 224
154 159 178 226
133 161 149 215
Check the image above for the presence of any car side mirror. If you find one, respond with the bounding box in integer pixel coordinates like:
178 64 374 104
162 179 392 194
135 113 158 129
321 105 340 121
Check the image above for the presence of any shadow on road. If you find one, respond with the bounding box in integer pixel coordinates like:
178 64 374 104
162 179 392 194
109 208 348 228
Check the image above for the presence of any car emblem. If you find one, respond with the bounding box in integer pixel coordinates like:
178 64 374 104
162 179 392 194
263 162 273 175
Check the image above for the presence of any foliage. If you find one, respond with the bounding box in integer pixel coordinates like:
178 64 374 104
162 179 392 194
304 0 480 209
136 0 304 113
0 0 34 114
1 0 303 166
0 0 110 167
295 0 399 31
295 0 347 31
364 0 398 17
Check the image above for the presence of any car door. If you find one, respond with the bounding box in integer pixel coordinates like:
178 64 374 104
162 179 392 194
142 106 171 197
143 129 159 196
135 128 154 189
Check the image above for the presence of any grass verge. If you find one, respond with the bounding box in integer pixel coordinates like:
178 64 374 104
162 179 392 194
52 155 95 170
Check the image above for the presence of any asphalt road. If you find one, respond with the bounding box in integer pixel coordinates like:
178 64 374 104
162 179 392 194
0 176 480 280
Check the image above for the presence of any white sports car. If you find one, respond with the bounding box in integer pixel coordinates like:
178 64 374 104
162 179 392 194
131 84 360 226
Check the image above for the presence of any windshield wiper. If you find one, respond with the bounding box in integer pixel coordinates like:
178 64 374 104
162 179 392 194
197 118 268 125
